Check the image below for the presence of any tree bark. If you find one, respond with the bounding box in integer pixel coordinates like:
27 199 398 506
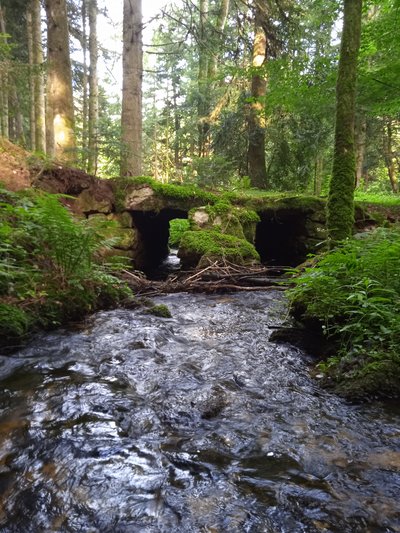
247 3 268 189
120 0 143 177
327 0 362 242
32 0 46 153
45 0 76 163
87 0 98 175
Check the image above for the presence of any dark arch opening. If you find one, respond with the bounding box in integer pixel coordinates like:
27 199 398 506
255 210 309 266
130 208 188 275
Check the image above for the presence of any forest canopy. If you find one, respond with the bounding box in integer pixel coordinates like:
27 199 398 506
0 0 398 194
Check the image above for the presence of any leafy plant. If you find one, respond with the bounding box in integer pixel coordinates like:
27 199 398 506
0 186 131 342
288 227 400 397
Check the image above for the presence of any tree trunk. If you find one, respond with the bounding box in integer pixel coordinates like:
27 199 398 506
26 6 36 150
9 79 26 145
32 0 46 153
247 4 268 189
314 155 324 196
87 0 98 175
172 74 181 172
327 0 362 243
207 0 230 79
355 113 366 188
0 3 9 139
81 0 88 168
383 118 399 193
197 0 209 157
121 0 143 177
45 0 76 163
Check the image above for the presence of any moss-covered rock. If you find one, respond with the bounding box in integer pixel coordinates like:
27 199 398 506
114 176 217 212
178 230 260 268
146 304 172 318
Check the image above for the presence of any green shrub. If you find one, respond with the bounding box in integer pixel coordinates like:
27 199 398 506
0 304 32 337
288 227 400 397
0 186 131 341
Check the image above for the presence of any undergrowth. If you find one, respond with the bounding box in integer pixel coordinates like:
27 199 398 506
287 226 400 398
0 186 131 344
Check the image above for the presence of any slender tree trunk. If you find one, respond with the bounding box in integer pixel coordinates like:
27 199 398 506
197 0 209 157
327 0 362 242
87 0 98 174
314 155 324 196
247 4 268 189
45 0 76 163
9 80 25 145
82 0 88 168
383 118 399 193
27 7 36 150
207 0 230 79
355 113 366 188
120 0 143 177
0 3 9 139
32 0 46 153
172 75 181 171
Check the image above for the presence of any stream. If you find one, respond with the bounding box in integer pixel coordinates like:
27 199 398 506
0 290 399 532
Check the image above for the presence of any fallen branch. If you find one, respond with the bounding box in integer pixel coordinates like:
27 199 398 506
119 260 292 295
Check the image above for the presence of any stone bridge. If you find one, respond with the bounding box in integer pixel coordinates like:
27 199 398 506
36 170 380 273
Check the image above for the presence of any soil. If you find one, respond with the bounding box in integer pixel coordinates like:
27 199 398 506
0 138 32 191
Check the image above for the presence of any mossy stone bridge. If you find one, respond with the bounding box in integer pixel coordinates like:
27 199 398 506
37 170 383 273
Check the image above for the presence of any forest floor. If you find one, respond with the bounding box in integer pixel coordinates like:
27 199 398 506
0 138 33 191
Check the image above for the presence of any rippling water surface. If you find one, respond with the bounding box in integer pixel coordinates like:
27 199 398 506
0 291 399 532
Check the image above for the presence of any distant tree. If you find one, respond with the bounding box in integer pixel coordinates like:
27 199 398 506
120 0 143 177
327 0 362 242
87 0 98 174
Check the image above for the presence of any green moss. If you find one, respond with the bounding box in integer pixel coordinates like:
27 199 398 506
235 207 260 224
146 304 172 318
169 218 190 247
113 176 218 211
179 230 260 263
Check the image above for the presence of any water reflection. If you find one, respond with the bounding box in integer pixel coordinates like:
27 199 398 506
0 291 399 532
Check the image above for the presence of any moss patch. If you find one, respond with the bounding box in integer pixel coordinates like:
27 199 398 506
146 304 172 318
178 229 260 268
113 176 218 212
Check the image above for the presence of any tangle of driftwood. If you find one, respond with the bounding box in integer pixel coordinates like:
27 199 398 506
119 259 292 296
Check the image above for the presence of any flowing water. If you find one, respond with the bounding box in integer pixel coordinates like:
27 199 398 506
0 291 399 532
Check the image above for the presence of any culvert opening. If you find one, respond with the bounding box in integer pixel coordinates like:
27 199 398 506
130 208 188 278
255 210 309 267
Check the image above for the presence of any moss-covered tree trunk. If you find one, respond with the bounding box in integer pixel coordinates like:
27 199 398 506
327 0 362 242
45 0 76 163
247 3 268 190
